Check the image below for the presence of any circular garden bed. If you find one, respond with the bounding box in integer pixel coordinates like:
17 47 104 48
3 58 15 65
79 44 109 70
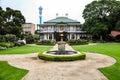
38 51 86 61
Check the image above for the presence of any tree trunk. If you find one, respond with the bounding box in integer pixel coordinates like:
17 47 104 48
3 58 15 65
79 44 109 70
100 35 103 40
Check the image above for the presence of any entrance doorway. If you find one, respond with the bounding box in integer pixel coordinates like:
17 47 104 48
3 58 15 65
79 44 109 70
54 32 68 41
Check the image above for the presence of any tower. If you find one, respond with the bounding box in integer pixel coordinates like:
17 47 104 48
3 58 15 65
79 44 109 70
39 6 43 24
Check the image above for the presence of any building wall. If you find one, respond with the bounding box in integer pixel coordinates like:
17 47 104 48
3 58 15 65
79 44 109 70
38 25 81 32
22 23 35 35
37 24 87 41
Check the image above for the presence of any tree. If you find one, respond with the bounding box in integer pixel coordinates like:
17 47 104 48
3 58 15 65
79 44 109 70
0 6 6 35
82 0 120 40
0 7 25 37
108 5 120 31
115 21 120 31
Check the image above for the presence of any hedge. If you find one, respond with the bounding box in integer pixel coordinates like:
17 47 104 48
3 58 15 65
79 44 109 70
38 52 86 61
36 40 56 45
67 39 89 45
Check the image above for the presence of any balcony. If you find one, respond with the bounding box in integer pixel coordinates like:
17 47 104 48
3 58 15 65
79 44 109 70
37 29 86 34
37 30 54 33
68 31 86 33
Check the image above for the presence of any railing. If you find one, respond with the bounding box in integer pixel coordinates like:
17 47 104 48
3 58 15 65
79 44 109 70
37 30 86 33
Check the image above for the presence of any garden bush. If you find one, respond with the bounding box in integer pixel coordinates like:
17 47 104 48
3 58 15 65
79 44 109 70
5 34 16 42
0 35 5 42
14 42 25 46
38 52 86 61
67 39 89 45
0 42 15 48
24 33 34 44
0 42 10 48
36 40 56 45
33 34 39 43
115 35 120 42
0 34 16 42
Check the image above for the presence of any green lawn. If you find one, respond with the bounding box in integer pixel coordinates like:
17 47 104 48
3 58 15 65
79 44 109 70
0 45 52 80
0 61 28 80
0 45 52 54
72 43 120 80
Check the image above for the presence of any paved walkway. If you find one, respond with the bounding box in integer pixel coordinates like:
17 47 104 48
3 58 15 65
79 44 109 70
0 44 116 80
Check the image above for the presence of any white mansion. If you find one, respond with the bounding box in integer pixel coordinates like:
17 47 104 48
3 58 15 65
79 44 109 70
37 17 87 41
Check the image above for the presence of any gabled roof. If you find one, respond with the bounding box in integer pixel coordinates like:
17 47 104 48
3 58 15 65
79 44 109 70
45 17 79 23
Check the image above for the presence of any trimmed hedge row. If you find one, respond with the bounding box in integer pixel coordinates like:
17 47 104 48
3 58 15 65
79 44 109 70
67 40 89 45
38 52 86 61
36 40 56 45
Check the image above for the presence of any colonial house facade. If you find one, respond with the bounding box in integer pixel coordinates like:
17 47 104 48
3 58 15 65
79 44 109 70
37 17 87 41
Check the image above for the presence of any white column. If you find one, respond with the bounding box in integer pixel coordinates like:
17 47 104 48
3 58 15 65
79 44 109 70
70 34 72 40
41 34 43 40
67 34 69 40
77 34 80 39
74 34 76 40
48 34 49 40
79 34 80 39
44 34 47 40
52 34 54 40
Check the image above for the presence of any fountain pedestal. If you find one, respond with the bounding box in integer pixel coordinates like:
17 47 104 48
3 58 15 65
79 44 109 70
58 41 66 51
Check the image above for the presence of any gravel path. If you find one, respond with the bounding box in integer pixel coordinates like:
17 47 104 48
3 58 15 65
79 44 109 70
0 52 116 80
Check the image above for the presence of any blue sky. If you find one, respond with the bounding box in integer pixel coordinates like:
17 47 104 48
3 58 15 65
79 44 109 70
0 0 94 24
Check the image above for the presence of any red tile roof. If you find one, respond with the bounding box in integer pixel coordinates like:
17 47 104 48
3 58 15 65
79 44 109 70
111 31 120 37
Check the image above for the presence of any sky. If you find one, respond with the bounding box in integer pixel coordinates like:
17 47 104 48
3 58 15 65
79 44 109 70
0 0 94 24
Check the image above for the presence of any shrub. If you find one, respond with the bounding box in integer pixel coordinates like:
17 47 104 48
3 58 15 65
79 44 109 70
115 35 120 42
38 52 86 61
33 34 39 43
9 42 15 47
24 33 34 44
0 34 16 42
0 42 10 48
67 39 89 45
5 34 16 42
0 35 5 42
14 42 25 46
36 40 56 45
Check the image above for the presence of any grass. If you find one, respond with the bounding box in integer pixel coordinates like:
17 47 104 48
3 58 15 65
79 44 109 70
72 43 120 80
0 45 52 54
0 61 28 80
0 45 52 80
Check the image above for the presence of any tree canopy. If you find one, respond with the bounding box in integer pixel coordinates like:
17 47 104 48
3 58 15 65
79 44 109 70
82 0 120 40
0 7 25 37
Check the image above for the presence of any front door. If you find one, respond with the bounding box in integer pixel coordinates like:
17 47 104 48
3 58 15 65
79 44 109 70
54 32 68 41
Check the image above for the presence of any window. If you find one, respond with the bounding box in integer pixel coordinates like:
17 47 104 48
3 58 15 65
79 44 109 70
60 25 64 30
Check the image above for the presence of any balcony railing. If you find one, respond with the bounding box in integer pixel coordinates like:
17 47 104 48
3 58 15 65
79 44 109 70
37 29 86 34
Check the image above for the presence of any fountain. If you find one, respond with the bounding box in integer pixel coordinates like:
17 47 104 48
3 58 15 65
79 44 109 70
38 34 86 61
